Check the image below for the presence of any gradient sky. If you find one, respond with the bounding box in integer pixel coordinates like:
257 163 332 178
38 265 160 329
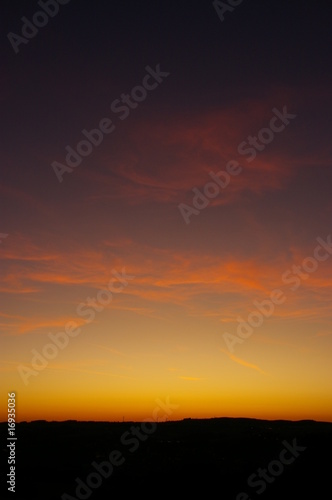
1 0 332 422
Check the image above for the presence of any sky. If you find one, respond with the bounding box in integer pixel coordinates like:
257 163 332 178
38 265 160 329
1 0 332 423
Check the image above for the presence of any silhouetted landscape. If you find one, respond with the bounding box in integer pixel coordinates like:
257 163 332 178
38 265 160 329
1 417 331 499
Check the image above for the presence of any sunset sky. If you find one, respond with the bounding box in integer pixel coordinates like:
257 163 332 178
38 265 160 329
1 0 332 423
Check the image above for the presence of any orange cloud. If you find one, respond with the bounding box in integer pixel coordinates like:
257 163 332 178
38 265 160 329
2 231 332 336
221 349 268 375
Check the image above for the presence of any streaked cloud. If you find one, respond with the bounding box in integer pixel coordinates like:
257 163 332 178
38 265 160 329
220 348 268 375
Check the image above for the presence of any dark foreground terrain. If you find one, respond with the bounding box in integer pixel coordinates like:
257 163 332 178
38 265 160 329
1 417 331 499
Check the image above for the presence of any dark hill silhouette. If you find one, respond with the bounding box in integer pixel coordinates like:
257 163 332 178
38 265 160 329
1 417 331 499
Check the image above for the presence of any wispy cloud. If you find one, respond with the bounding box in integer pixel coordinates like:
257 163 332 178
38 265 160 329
220 348 268 375
2 231 332 336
